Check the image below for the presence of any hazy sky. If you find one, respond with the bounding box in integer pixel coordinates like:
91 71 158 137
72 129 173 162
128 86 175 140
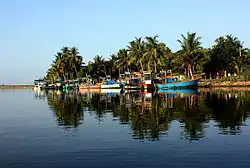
0 0 249 84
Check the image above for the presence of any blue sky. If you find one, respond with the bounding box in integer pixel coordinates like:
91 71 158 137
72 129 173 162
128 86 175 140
0 0 249 84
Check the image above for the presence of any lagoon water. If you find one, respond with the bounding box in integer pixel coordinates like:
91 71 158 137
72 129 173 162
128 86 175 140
0 88 250 168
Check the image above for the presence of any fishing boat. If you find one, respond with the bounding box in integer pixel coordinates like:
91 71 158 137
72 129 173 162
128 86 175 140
120 72 143 90
100 76 120 89
141 71 154 90
78 87 100 94
101 82 120 89
45 83 56 89
78 85 88 89
157 78 201 89
33 78 45 90
63 79 79 90
156 70 200 89
124 78 142 90
79 81 101 90
100 88 121 93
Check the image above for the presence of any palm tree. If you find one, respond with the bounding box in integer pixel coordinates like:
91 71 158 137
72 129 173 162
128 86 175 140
69 47 84 79
127 37 146 71
90 55 106 78
46 47 84 81
107 54 119 78
208 34 245 77
143 35 165 73
157 42 172 70
116 49 129 74
54 52 66 80
177 32 203 79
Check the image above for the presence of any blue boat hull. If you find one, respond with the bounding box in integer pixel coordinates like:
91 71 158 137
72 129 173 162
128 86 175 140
157 78 200 90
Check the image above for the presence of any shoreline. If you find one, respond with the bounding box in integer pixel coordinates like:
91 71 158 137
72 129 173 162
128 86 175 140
199 81 250 88
0 85 33 89
1 81 250 90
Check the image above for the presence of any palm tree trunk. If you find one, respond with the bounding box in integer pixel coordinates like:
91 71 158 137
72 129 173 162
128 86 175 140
104 65 106 76
154 61 157 73
74 67 78 79
154 49 157 73
188 64 194 79
140 61 144 72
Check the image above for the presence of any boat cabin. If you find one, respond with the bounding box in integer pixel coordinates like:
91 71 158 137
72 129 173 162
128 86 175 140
160 70 178 83
34 79 45 86
101 75 116 85
142 71 152 84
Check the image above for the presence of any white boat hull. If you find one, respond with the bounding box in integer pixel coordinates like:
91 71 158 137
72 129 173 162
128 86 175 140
125 85 141 90
101 84 120 89
100 89 121 93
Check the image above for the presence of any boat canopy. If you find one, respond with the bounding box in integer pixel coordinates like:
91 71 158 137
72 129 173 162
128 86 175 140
34 79 44 82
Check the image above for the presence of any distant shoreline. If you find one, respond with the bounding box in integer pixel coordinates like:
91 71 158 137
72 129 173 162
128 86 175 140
0 85 33 89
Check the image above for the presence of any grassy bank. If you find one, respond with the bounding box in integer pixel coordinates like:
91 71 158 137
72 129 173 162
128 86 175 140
0 85 33 89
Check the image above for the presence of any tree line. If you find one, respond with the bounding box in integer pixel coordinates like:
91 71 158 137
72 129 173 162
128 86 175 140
45 32 250 82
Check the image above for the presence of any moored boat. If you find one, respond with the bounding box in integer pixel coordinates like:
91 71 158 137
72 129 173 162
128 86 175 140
88 85 101 89
63 79 79 90
100 88 121 93
78 85 88 90
119 72 142 90
157 78 200 89
156 70 200 89
100 75 120 89
79 84 101 90
101 83 120 89
123 78 142 90
141 71 155 90
33 79 45 90
141 71 161 90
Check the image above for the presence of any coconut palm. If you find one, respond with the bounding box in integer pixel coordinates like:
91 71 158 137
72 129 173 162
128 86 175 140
127 37 146 71
46 46 84 81
177 32 203 78
69 47 84 79
143 35 166 73
116 48 129 73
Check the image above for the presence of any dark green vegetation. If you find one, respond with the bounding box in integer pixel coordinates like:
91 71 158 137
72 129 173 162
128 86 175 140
37 90 250 141
45 33 250 81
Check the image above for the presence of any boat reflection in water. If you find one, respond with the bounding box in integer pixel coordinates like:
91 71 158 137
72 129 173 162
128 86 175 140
34 88 250 141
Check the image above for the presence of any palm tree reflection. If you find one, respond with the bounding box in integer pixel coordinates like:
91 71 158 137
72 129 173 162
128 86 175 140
46 90 84 130
37 88 250 141
203 91 250 135
79 89 250 141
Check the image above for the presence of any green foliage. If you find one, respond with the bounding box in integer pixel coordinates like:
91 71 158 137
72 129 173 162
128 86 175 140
176 32 204 72
45 33 250 81
46 47 84 81
204 35 249 77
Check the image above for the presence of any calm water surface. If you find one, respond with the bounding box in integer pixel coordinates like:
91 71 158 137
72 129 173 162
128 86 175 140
1 88 250 168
